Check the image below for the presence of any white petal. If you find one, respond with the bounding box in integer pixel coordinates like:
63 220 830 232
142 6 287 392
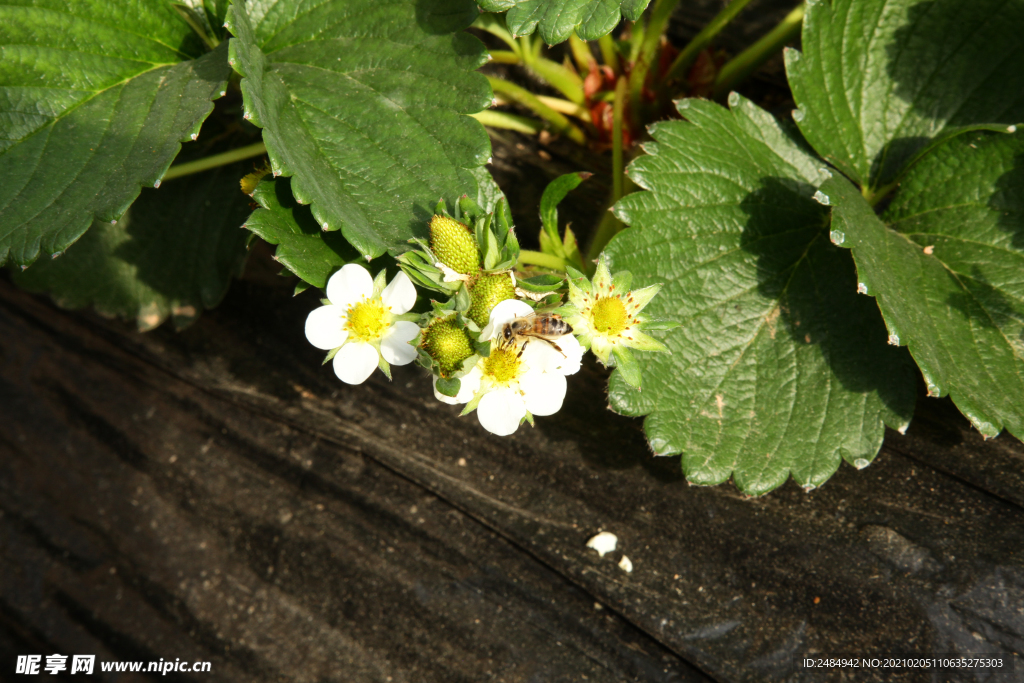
305 305 348 350
332 341 379 385
520 334 584 375
480 299 534 341
380 321 420 365
586 531 617 557
476 388 527 436
432 367 482 405
553 334 584 375
381 271 417 314
520 371 566 416
326 263 373 307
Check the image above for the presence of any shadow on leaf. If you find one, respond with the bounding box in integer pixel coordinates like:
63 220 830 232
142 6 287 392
740 177 917 417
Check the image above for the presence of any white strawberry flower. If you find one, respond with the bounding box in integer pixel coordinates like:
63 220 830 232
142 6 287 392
435 299 584 436
305 264 420 385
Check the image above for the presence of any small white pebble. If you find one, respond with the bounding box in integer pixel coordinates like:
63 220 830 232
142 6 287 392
618 556 633 573
586 532 617 557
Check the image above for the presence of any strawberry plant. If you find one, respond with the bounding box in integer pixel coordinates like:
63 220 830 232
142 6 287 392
5 0 1023 494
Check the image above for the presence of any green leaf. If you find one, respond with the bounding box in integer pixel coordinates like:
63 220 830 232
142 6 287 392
540 171 591 250
0 4 230 267
435 376 462 398
225 0 493 260
498 0 649 44
820 129 1024 439
244 178 359 289
786 0 1024 189
607 95 916 495
611 345 641 389
13 161 251 331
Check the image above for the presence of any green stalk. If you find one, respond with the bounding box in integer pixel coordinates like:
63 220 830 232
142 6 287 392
712 4 804 100
162 142 267 181
628 0 679 128
489 50 522 65
568 34 593 75
586 77 629 264
173 5 219 51
626 20 645 65
535 96 590 121
517 249 567 271
611 76 627 204
473 13 521 55
665 0 756 83
470 110 546 135
486 77 587 144
598 33 620 75
528 57 586 105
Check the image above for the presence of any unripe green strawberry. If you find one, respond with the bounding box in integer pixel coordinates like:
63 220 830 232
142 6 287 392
467 273 516 326
421 315 474 378
429 214 479 275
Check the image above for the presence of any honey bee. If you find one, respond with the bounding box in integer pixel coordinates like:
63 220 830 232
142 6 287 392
498 312 573 356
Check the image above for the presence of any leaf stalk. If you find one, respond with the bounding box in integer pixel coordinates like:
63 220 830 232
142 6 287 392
665 0 756 83
486 77 587 144
712 3 805 100
162 141 267 181
518 249 567 271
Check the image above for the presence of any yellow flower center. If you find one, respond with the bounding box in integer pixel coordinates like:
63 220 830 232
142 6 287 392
346 298 388 342
591 296 628 336
483 345 522 385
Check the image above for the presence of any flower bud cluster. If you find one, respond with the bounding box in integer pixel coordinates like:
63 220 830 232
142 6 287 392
302 195 675 436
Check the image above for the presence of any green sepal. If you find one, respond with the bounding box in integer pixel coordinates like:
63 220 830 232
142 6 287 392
294 281 311 297
371 268 388 297
562 224 583 270
539 172 591 261
460 392 483 416
320 298 331 306
458 194 488 223
377 355 392 381
523 411 535 427
479 216 500 270
435 376 462 398
540 293 562 307
516 274 565 294
612 345 641 389
434 198 449 216
612 270 633 292
323 345 342 365
454 283 472 313
565 264 591 292
475 339 492 357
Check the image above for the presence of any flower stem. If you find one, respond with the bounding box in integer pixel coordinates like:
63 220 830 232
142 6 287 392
524 57 585 105
586 77 630 265
486 77 587 144
712 3 804 100
517 249 567 271
471 110 546 135
628 0 679 128
611 76 627 204
665 0 756 82
489 50 521 64
568 34 593 75
598 33 620 75
473 13 521 55
495 94 590 121
162 142 267 181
